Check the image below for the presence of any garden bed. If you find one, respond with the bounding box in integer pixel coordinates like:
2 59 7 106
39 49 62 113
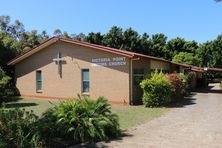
1 97 167 129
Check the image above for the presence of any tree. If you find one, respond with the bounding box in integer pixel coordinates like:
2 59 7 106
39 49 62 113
17 30 41 52
0 67 11 98
0 32 17 73
121 28 140 52
84 32 104 45
53 29 62 36
0 15 47 75
0 16 10 33
166 38 199 60
211 35 222 68
150 33 167 58
39 30 49 40
197 41 213 67
0 16 26 40
139 33 152 55
63 31 71 39
9 20 25 40
103 26 123 49
183 40 199 54
197 34 222 68
71 33 86 41
121 28 141 53
172 52 200 66
0 14 221 80
167 37 186 55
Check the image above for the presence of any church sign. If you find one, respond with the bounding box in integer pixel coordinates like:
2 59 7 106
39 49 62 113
92 57 126 67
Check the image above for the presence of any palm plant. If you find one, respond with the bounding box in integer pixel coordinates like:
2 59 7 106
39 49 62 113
40 96 120 145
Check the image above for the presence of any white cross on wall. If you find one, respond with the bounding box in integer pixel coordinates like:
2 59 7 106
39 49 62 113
53 51 65 75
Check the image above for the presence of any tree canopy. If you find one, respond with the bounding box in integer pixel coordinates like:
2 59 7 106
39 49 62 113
172 52 200 66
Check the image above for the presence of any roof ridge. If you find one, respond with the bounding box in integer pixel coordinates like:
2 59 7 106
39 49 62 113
8 36 207 69
58 37 135 56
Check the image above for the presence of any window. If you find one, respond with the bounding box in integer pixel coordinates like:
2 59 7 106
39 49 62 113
151 69 170 74
133 69 144 86
36 70 42 92
82 69 89 93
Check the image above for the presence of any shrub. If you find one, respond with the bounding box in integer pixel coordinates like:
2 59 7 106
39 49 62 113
166 73 186 102
140 71 172 107
197 77 208 88
38 96 120 146
0 108 42 147
186 71 196 91
0 67 11 98
0 97 119 147
179 73 190 95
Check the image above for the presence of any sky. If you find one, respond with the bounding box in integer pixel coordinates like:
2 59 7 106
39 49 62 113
0 0 222 43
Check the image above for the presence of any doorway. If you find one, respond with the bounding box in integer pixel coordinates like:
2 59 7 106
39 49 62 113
132 69 144 105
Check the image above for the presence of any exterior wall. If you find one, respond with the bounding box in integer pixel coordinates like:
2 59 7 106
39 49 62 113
131 58 173 104
132 57 151 75
170 64 180 73
132 58 151 75
15 41 130 104
191 71 203 90
196 72 203 79
150 60 170 71
191 73 197 91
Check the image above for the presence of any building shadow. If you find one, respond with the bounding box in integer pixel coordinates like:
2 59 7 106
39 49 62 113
0 97 23 103
70 131 133 148
0 97 38 108
4 102 38 108
196 85 222 94
166 96 196 108
166 97 196 108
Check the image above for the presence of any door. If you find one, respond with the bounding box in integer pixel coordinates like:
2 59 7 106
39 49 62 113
132 69 144 105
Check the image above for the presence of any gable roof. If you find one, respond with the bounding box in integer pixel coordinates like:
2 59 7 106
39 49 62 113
7 36 170 65
8 37 59 65
11 36 222 72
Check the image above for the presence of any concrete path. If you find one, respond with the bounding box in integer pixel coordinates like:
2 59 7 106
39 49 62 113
95 83 222 148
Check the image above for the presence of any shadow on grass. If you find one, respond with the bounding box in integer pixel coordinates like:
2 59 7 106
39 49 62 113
71 131 133 148
0 97 23 103
4 102 38 108
0 97 38 108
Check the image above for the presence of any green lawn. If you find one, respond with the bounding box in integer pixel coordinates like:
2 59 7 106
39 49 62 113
1 97 60 116
1 97 168 130
112 104 167 129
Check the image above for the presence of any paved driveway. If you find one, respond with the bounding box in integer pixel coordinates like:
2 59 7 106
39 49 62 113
96 83 222 148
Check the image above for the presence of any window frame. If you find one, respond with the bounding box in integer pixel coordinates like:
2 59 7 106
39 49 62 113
82 69 90 93
36 70 42 92
151 68 170 74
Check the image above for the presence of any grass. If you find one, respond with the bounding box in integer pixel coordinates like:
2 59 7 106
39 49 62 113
0 97 60 116
0 97 168 129
112 104 167 129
